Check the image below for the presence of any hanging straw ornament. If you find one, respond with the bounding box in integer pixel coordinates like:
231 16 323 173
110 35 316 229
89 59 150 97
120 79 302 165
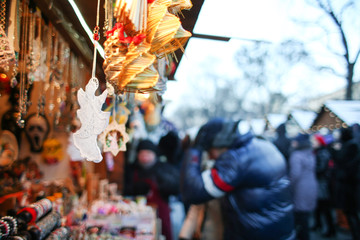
114 0 148 35
146 0 191 57
73 0 110 163
168 0 193 16
103 0 192 94
105 0 156 94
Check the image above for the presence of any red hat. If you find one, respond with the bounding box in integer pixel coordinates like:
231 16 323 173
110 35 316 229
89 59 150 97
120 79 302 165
314 134 326 146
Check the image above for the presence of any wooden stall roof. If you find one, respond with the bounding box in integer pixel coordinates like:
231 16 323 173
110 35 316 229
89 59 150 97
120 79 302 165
311 100 360 131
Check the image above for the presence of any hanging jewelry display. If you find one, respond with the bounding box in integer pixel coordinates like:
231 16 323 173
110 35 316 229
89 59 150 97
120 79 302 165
28 9 43 83
7 0 20 88
0 0 17 80
99 95 129 156
73 0 110 163
55 40 71 128
17 0 32 128
102 0 192 94
37 23 51 116
46 30 60 117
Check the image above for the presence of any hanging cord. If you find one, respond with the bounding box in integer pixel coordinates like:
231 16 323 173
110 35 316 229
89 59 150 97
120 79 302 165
112 94 116 122
91 0 101 79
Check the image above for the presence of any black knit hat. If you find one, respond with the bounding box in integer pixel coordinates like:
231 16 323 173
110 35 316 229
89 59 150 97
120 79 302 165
198 118 240 150
136 139 158 154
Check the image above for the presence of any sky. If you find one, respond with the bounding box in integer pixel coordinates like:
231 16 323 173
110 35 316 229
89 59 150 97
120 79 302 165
161 0 360 119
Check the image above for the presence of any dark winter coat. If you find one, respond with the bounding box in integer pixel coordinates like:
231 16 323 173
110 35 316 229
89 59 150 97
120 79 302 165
124 159 180 240
314 146 332 200
273 123 292 162
289 144 317 212
123 159 180 201
181 132 295 240
333 134 360 211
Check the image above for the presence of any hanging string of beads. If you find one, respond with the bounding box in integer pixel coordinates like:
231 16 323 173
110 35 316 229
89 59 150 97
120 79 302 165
0 0 18 87
17 0 31 128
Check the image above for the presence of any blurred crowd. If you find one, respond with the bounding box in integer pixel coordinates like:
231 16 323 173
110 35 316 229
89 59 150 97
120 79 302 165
123 118 360 240
3 103 358 240
273 123 360 240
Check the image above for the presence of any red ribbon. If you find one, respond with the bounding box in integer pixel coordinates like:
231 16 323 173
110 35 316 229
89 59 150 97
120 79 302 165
132 34 146 45
106 23 146 45
17 207 37 223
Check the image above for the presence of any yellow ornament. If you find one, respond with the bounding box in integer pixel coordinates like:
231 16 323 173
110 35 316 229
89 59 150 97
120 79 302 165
42 139 63 165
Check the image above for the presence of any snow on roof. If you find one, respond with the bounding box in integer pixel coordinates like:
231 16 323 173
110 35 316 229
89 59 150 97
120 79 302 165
325 100 360 125
266 113 287 129
290 109 317 130
248 118 266 135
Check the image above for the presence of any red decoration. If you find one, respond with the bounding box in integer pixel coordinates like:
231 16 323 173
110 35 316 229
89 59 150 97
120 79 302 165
17 207 37 223
93 33 100 41
106 23 146 45
0 73 10 94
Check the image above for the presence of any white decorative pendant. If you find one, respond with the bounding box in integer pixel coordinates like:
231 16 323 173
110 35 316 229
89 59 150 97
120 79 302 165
99 120 129 156
73 77 110 163
0 27 16 75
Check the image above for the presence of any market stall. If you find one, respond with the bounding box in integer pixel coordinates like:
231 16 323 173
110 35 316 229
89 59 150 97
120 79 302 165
0 0 195 239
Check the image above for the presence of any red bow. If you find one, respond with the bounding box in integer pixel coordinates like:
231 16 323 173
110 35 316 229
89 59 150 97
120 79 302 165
106 23 146 46
106 22 123 38
132 34 146 45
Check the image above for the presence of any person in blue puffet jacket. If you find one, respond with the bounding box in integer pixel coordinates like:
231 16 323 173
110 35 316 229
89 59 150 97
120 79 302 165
180 118 296 240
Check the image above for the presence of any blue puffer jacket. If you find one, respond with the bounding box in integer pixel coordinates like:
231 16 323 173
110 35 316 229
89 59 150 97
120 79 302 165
181 132 295 240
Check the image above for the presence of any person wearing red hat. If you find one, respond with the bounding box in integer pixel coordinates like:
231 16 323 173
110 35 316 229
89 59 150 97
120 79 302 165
123 139 180 240
310 133 336 238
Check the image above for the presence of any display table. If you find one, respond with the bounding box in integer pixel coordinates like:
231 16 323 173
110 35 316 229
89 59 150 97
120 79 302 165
70 199 160 240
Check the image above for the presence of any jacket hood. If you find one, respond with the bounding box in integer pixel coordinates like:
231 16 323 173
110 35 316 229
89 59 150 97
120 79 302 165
276 123 287 136
230 131 254 149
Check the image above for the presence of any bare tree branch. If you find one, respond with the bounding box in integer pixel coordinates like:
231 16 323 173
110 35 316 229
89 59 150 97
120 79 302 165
316 0 350 63
354 49 360 64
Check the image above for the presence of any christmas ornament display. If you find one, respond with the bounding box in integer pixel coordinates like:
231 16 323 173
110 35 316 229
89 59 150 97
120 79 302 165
103 0 192 94
73 0 110 163
73 78 110 163
0 5 17 81
99 97 130 156
99 120 129 156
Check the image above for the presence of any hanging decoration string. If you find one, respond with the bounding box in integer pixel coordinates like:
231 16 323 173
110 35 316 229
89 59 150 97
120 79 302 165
112 94 116 120
18 0 30 128
72 0 110 163
91 0 101 79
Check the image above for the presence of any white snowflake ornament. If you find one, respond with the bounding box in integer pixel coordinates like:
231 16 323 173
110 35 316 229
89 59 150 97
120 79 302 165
73 77 110 162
